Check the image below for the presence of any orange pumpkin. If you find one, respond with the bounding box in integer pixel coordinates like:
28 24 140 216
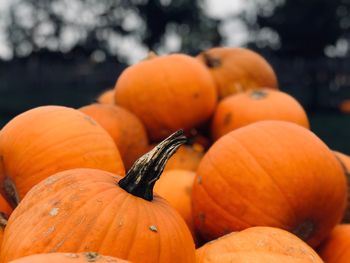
79 104 149 170
115 53 217 141
334 151 350 223
318 224 350 263
97 89 115 104
154 169 195 234
0 106 124 207
192 120 347 248
197 47 278 99
165 144 204 172
196 226 323 263
211 89 309 140
0 131 195 263
0 193 11 248
9 252 129 263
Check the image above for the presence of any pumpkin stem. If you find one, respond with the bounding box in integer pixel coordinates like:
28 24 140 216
201 52 221 68
118 130 187 201
249 90 268 99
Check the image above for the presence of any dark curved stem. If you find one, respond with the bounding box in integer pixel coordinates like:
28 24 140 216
202 52 221 68
0 212 7 229
118 130 187 201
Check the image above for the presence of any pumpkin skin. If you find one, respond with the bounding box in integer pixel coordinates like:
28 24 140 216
192 120 347 248
334 151 350 223
211 89 310 140
318 224 350 263
0 131 195 263
0 106 125 207
9 252 129 263
165 144 204 172
79 104 149 170
196 226 323 263
115 54 217 141
197 47 278 99
97 89 115 104
154 169 195 234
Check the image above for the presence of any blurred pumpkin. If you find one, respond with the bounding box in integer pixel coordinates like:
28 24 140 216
9 252 129 263
334 151 350 223
196 226 323 263
80 104 149 170
211 89 309 140
115 53 217 141
0 106 124 207
154 169 195 234
165 144 204 172
318 224 350 263
96 89 115 104
0 131 195 263
197 47 278 99
192 120 347 248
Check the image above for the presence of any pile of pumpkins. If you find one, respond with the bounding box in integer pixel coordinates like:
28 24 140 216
0 47 349 262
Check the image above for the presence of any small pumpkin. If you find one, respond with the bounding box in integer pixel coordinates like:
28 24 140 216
334 151 350 223
165 144 204 172
0 131 195 263
197 47 278 99
154 169 195 234
192 120 347 248
96 89 115 104
0 106 125 207
196 226 323 263
115 53 217 141
318 224 350 263
9 252 129 263
211 89 310 140
79 104 149 170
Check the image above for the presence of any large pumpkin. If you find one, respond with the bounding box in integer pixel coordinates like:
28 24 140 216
0 131 195 263
318 224 350 263
79 104 149 170
154 169 195 234
211 89 309 140
196 226 323 263
334 151 350 223
9 252 129 263
192 120 347 248
114 54 217 141
0 106 124 207
197 47 278 99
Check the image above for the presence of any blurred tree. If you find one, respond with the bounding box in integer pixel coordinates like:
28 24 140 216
2 0 221 62
246 0 350 57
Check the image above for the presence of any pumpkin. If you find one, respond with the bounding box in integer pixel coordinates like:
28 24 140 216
9 252 129 263
211 89 310 140
318 224 350 263
154 169 195 234
165 144 204 172
192 120 347 248
0 194 11 248
97 89 115 104
334 151 350 223
114 53 217 141
0 130 195 263
196 226 323 263
79 104 149 170
0 106 124 207
197 47 278 99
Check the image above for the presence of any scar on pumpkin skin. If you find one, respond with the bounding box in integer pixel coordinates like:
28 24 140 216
223 113 232 126
83 115 97 126
149 225 158 232
4 177 20 208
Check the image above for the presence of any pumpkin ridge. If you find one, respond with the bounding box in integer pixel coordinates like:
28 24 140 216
230 130 298 222
118 130 187 201
205 151 286 226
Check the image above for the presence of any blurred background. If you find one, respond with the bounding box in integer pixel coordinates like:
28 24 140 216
1 0 350 152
